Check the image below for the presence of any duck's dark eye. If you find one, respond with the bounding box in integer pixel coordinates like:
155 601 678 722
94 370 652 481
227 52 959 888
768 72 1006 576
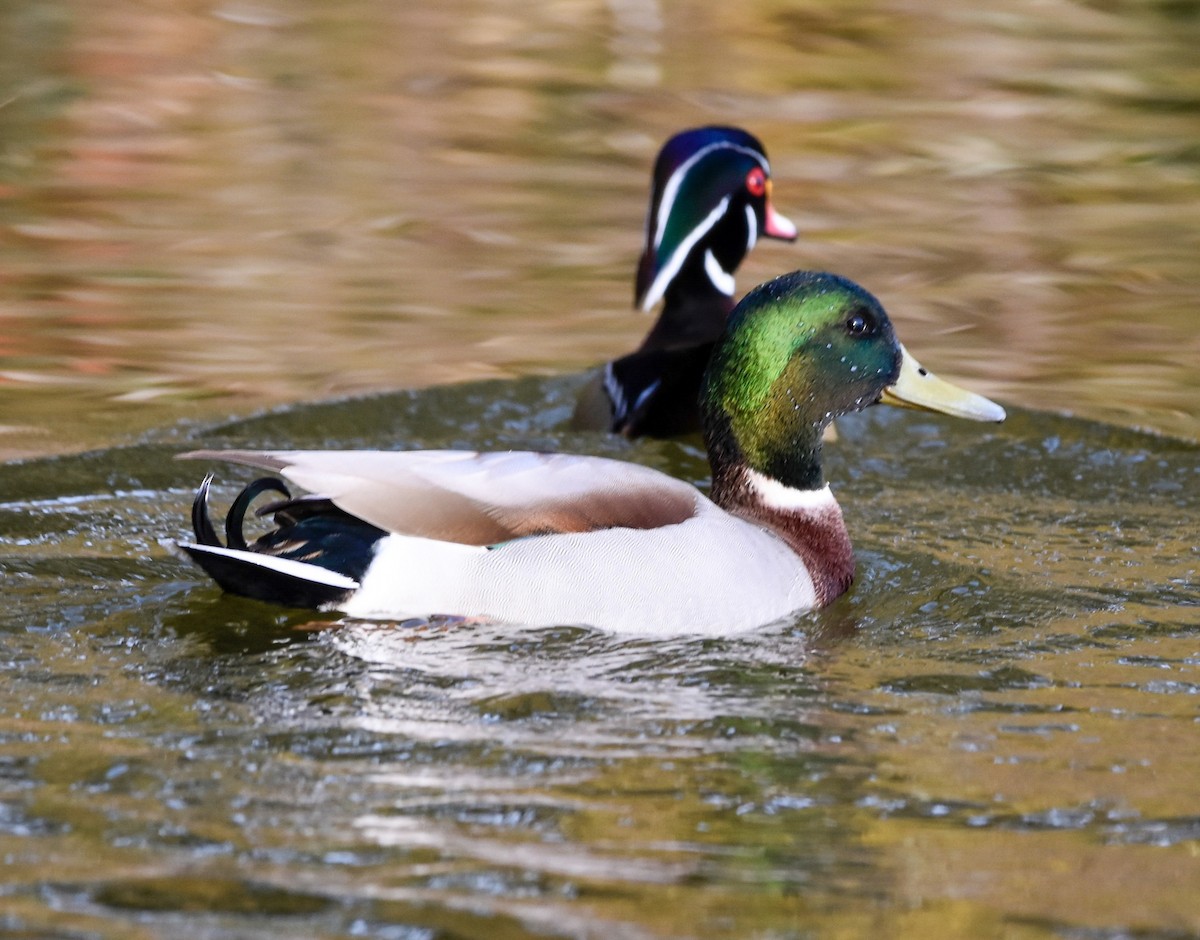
845 308 875 337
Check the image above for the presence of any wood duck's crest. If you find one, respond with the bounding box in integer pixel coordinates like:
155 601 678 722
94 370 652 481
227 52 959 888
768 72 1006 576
636 126 797 313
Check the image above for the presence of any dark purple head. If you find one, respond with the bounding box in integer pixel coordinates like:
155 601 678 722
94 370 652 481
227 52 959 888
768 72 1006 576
636 126 797 311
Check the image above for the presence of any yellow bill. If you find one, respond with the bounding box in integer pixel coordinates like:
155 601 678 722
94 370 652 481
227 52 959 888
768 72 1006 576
879 344 1006 423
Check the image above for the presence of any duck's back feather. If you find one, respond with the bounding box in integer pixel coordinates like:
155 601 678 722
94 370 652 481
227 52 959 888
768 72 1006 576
179 450 699 546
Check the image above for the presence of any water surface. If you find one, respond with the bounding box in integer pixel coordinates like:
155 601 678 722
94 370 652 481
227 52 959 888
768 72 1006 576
1 379 1198 937
0 0 1198 937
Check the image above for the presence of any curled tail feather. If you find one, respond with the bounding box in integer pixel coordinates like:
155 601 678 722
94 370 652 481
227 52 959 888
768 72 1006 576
181 473 375 610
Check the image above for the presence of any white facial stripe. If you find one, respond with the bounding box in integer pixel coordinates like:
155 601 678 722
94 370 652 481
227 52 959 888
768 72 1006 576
744 203 758 252
653 141 770 250
640 195 730 311
703 249 735 297
745 470 837 513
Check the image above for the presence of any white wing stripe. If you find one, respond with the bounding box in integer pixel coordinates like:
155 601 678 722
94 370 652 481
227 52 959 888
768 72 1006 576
180 542 360 589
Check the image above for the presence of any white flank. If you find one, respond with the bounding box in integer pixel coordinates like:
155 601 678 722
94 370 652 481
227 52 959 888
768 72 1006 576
640 196 730 312
342 511 816 635
745 470 837 514
180 542 360 589
346 535 485 619
743 203 758 252
703 249 735 297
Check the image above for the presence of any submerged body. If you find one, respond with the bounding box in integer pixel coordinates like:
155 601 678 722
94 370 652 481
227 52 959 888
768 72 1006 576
179 272 1005 634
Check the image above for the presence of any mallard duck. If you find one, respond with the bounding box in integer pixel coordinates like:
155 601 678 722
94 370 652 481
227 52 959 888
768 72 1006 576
178 271 1004 635
572 126 797 437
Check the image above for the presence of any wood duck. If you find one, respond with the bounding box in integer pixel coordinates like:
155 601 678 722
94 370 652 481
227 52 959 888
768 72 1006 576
177 271 1005 634
572 126 797 437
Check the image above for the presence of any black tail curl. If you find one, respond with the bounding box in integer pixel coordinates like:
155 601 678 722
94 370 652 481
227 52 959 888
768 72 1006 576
182 472 390 609
187 472 386 581
191 474 293 550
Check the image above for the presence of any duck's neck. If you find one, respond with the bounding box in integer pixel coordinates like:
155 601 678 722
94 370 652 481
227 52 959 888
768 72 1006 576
710 459 855 607
638 266 736 352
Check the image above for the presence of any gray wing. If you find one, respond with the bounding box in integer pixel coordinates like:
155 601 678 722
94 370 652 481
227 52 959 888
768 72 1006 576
178 449 701 546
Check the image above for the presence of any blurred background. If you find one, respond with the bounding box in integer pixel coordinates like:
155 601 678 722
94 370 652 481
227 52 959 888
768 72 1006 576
1 4 1198 938
0 0 1197 459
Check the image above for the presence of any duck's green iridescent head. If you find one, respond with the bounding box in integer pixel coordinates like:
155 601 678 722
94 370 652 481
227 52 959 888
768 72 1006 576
701 271 1004 489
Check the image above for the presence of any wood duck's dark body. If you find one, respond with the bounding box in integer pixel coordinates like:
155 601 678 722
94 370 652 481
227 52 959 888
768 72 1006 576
572 126 795 438
601 342 716 437
636 283 734 353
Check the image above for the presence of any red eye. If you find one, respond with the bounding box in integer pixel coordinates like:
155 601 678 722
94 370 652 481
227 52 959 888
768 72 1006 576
746 167 766 197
